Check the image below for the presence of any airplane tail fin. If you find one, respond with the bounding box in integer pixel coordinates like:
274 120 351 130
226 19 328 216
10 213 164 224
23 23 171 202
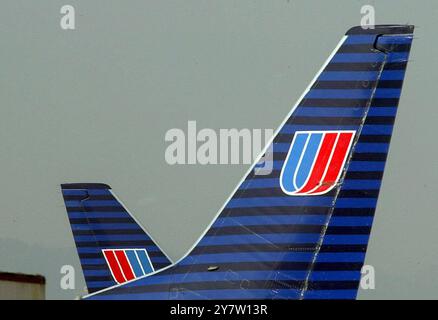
82 25 415 300
61 183 172 293
187 25 415 300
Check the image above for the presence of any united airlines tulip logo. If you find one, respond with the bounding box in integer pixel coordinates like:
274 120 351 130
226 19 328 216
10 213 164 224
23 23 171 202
102 249 154 284
280 131 355 196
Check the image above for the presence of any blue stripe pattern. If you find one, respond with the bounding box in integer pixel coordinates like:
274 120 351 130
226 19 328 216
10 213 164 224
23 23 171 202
61 186 171 293
83 28 413 300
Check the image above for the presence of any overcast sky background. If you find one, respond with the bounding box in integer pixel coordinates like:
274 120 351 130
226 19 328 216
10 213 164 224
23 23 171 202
0 0 437 299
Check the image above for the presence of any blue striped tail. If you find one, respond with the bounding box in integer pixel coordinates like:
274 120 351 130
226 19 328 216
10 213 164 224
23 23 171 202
76 25 414 300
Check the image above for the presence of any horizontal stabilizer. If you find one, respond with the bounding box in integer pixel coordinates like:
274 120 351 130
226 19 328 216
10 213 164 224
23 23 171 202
61 183 172 293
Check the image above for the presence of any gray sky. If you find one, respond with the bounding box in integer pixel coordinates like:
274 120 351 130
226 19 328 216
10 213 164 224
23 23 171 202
0 0 437 299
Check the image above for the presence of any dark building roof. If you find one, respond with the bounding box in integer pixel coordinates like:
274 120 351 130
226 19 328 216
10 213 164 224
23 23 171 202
0 272 45 285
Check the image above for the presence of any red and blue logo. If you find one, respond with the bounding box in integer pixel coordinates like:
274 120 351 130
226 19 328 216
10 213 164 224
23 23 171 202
102 248 154 284
280 130 355 196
